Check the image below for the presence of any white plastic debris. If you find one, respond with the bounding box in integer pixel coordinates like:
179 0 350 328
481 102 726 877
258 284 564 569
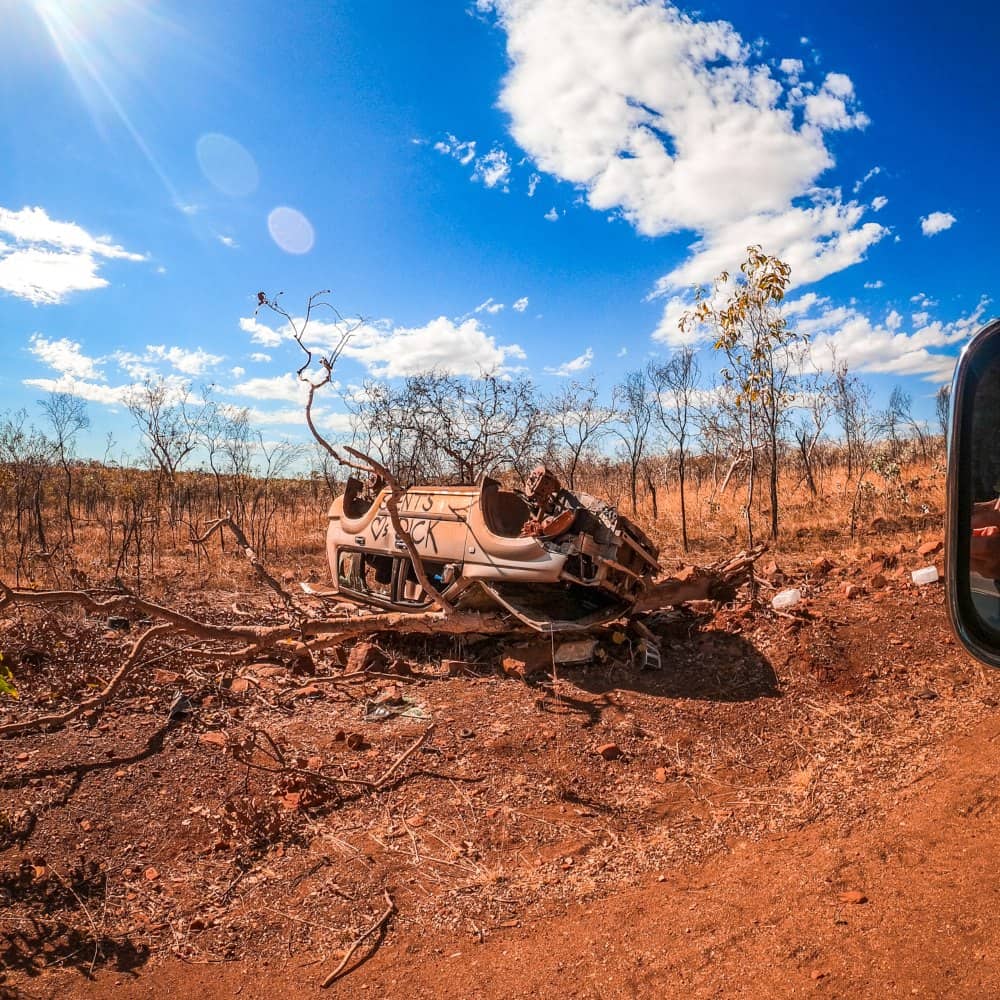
911 565 939 585
771 588 802 611
553 638 598 665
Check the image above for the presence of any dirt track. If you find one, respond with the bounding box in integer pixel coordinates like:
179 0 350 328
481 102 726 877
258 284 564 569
4 538 1000 998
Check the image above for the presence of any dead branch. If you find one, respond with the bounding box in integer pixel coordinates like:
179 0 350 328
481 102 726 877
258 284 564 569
194 515 303 615
374 724 436 789
321 889 395 988
634 543 767 611
0 623 173 737
255 290 452 615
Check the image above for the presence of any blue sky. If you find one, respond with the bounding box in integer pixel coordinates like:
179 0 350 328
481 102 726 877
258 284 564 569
1 0 995 456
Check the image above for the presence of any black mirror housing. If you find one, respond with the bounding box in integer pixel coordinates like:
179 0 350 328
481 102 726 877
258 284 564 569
947 318 1000 666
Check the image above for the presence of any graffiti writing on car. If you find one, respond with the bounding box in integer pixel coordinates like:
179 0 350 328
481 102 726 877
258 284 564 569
370 514 439 553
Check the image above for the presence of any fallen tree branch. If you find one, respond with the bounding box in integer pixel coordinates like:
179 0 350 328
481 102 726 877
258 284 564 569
634 543 768 612
194 515 304 616
374 724 436 790
0 623 173 737
321 890 395 988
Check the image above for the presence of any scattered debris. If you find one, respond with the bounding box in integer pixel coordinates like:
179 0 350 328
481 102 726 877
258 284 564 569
364 696 432 723
912 566 939 586
771 588 802 611
553 639 598 666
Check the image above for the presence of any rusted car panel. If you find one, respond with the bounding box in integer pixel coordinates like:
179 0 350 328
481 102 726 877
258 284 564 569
326 468 660 630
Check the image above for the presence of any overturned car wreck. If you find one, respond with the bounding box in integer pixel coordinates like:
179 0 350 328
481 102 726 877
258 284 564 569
326 466 661 631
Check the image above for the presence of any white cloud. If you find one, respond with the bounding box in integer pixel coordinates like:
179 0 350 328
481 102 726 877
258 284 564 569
28 334 103 380
482 0 883 294
617 346 628 357
527 173 540 197
853 165 882 194
435 134 512 190
799 296 989 382
344 317 525 378
240 316 286 347
778 58 803 79
217 234 238 249
475 296 505 314
653 197 887 297
24 332 215 407
115 344 223 377
237 405 354 434
231 366 245 378
512 296 529 312
920 211 956 236
144 344 223 376
23 375 130 405
228 373 309 404
435 134 477 165
250 351 272 363
864 279 884 289
871 195 888 212
544 207 559 222
474 146 512 189
803 73 869 130
545 347 594 376
242 314 527 380
0 206 144 304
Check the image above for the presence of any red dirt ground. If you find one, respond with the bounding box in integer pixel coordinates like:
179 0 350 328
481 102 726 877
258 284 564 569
3 533 1000 998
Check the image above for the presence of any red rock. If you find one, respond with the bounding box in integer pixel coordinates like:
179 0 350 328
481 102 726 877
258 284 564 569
597 743 623 760
653 767 668 784
229 677 250 694
811 557 834 577
199 731 226 747
346 641 387 674
870 573 888 590
918 538 944 557
144 867 159 882
838 890 868 904
843 583 864 600
152 669 180 685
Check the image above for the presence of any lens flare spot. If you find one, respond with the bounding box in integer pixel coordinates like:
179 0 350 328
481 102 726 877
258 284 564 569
196 133 259 197
267 206 315 255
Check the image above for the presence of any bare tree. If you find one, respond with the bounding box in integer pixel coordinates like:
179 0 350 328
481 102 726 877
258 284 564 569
352 370 545 485
125 378 208 483
547 378 613 490
792 371 834 498
648 347 700 550
830 357 869 480
38 392 89 542
611 369 654 515
935 384 951 441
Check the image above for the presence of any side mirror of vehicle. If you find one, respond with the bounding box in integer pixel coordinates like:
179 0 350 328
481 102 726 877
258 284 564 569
947 318 1000 666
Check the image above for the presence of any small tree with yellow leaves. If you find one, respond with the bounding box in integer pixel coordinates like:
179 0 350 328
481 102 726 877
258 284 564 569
681 246 801 547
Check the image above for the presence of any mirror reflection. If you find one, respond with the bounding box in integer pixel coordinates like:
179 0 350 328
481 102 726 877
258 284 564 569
969 355 1000 629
